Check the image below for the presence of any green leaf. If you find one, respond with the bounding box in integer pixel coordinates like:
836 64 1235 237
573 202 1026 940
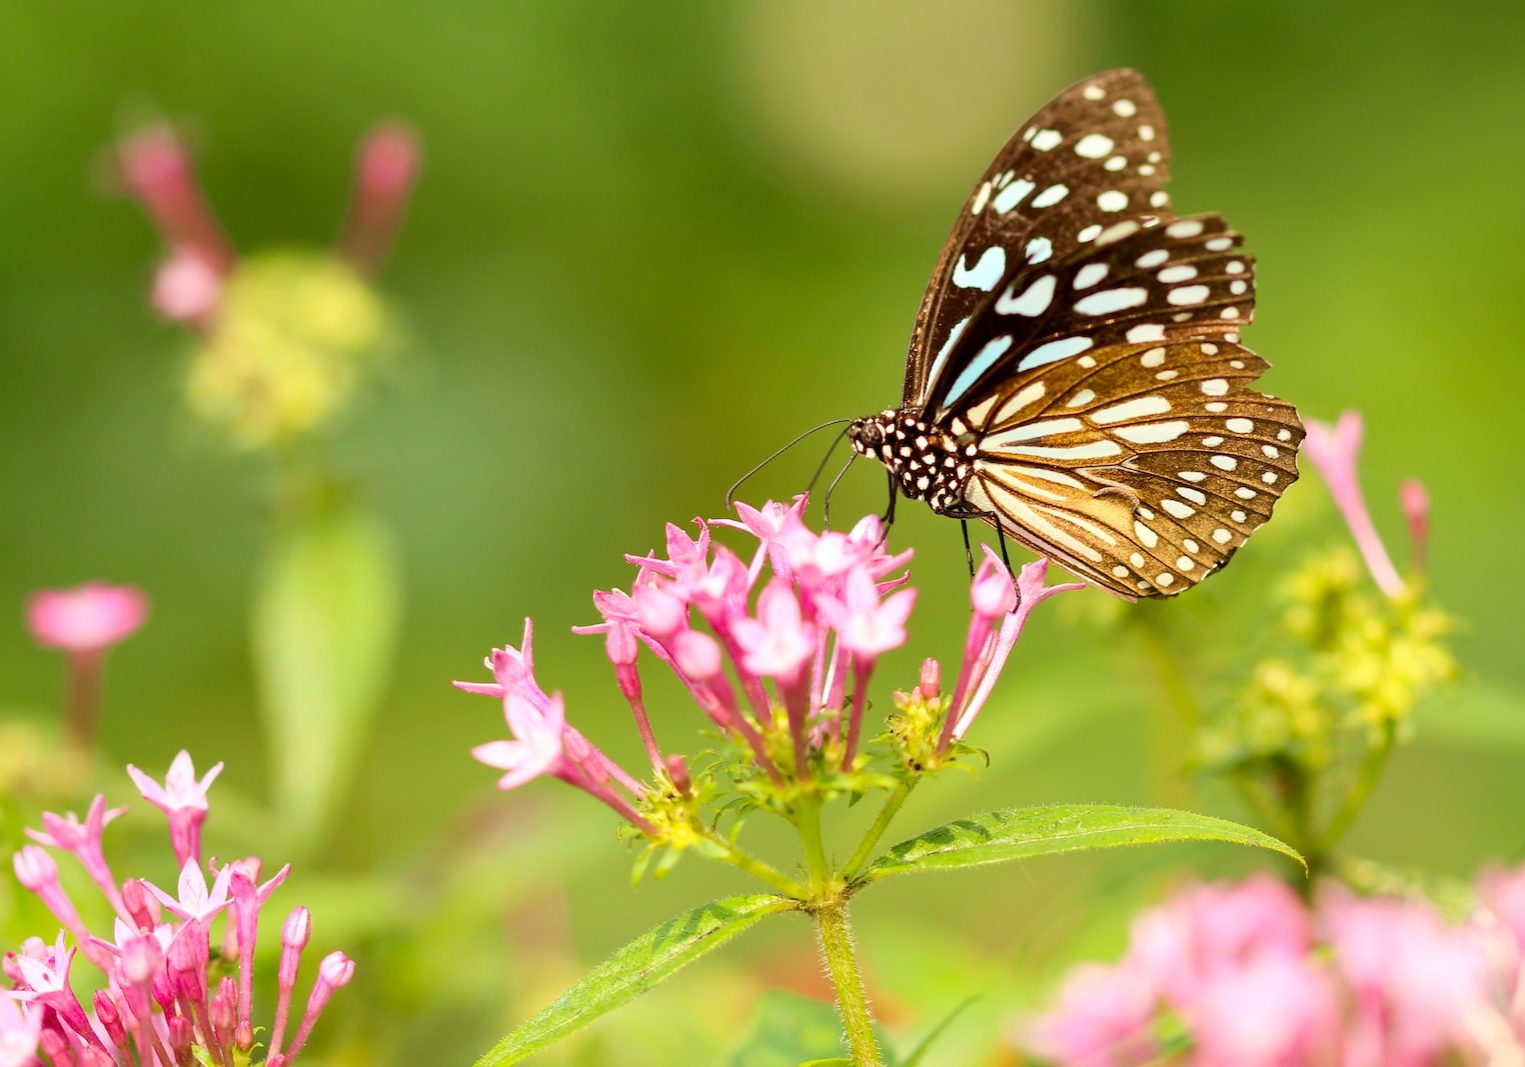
861 804 1303 883
474 894 795 1067
252 498 401 851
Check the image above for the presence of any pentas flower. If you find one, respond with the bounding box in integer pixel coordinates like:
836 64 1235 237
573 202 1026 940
28 583 150 753
1020 866 1525 1067
458 500 1079 839
27 584 149 653
4 757 352 1067
126 750 223 868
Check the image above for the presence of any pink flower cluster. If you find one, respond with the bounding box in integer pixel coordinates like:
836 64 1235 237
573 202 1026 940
114 118 419 327
4 753 352 1067
456 499 1083 825
1023 870 1525 1066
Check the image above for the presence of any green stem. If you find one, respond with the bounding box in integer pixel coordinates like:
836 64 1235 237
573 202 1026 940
795 796 830 890
813 903 881 1066
841 781 913 882
702 829 809 899
1315 725 1395 857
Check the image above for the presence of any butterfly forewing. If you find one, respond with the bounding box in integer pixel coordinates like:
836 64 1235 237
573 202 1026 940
903 69 1175 409
856 69 1302 600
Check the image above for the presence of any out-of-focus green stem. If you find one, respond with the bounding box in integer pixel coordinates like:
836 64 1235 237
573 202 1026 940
1316 724 1395 857
813 902 882 1066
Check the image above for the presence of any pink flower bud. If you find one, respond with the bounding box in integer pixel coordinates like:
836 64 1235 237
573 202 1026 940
168 1013 193 1053
1400 478 1429 571
665 754 692 796
340 121 421 275
122 878 156 931
93 989 127 1048
918 658 941 701
13 845 59 891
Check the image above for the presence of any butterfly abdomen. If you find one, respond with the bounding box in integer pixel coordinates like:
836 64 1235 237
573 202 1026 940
848 410 977 514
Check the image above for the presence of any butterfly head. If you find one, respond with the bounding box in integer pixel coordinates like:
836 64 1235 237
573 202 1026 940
849 409 975 512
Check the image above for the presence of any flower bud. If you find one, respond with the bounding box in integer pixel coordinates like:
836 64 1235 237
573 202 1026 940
918 658 941 701
665 754 692 797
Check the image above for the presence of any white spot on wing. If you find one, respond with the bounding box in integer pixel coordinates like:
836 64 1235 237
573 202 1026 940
1074 262 1109 289
1020 336 1094 369
1025 237 1053 264
1126 323 1165 343
1074 133 1114 158
1075 287 1148 315
1092 396 1170 424
1031 129 1063 151
996 274 1056 316
1097 190 1129 213
1031 183 1069 209
993 178 1035 213
952 246 1007 292
1114 421 1188 444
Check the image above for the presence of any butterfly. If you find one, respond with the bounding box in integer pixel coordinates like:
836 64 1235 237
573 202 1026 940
846 69 1303 600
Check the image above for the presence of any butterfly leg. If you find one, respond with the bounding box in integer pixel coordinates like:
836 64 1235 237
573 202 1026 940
878 472 898 545
961 520 975 576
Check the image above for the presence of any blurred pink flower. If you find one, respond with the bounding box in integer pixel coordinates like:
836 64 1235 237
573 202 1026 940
0 995 39 1066
1302 412 1405 598
1126 875 1311 1007
1185 953 1339 1066
1022 962 1158 1067
127 750 224 867
1322 886 1490 1066
27 583 148 653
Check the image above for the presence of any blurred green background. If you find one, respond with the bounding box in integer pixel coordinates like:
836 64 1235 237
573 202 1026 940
2 2 1523 1063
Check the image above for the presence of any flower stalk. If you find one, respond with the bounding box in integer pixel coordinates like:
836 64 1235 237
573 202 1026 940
813 902 881 1066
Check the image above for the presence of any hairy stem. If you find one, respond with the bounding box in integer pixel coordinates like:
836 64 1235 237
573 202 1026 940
842 781 913 882
813 903 881 1066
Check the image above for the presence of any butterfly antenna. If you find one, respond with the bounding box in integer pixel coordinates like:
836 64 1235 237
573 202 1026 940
725 417 854 510
804 426 851 499
822 452 858 530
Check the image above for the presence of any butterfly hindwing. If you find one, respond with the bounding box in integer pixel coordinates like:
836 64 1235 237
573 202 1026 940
935 216 1298 599
903 69 1174 409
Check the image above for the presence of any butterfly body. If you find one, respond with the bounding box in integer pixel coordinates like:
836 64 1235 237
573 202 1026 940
858 69 1303 601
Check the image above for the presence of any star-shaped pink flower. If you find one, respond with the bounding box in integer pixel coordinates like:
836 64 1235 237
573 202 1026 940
472 690 570 791
142 859 234 924
127 751 223 867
